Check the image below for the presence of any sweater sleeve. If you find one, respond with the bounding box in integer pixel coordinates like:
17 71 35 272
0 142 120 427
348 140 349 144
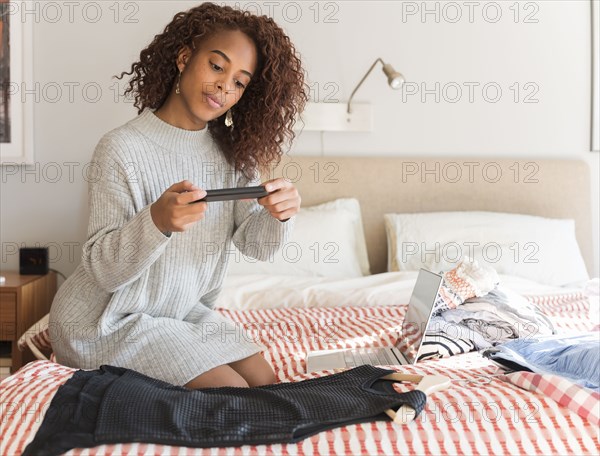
231 171 295 261
81 134 171 292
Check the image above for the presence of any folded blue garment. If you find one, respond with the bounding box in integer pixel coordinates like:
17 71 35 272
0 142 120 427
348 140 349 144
484 332 600 392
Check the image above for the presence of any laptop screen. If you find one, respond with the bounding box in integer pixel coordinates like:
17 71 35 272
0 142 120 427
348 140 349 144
396 269 444 364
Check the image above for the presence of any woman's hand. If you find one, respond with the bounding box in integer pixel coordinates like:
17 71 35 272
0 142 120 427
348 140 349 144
150 180 207 234
258 178 301 221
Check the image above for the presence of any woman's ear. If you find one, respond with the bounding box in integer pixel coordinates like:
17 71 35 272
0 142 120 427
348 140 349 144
176 46 192 72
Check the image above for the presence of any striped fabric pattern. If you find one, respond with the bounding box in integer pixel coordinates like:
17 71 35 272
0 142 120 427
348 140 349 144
1 291 598 456
16 317 52 354
418 333 476 360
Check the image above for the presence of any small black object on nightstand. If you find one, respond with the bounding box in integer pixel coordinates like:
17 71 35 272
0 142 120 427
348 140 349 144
19 247 49 275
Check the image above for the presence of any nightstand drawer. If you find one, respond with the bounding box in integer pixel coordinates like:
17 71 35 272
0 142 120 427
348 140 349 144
0 292 17 340
0 271 57 372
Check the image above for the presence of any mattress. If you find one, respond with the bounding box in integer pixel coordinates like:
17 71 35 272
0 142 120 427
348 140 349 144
1 290 598 455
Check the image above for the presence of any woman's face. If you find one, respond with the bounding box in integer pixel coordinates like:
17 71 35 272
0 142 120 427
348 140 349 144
176 29 258 128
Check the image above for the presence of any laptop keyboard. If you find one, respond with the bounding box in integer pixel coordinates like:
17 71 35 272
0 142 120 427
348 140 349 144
344 348 399 367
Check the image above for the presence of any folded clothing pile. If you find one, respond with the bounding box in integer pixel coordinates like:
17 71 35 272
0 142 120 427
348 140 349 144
420 257 555 360
483 332 600 392
432 257 499 314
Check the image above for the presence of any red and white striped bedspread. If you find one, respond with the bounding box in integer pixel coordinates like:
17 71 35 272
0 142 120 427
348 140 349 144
1 292 598 455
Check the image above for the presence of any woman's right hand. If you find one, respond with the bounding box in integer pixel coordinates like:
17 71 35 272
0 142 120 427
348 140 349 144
150 180 207 234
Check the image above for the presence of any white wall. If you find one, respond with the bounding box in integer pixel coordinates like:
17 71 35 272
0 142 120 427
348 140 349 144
1 0 598 279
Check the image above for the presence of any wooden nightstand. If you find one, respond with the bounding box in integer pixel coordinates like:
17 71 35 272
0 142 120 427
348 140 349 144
0 271 57 373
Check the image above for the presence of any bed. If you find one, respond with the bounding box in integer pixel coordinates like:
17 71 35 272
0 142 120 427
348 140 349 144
1 156 598 456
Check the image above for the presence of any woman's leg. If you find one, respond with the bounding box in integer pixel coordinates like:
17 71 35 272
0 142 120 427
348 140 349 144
184 364 249 389
229 353 276 387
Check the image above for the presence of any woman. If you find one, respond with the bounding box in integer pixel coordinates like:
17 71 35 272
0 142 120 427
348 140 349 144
48 2 308 389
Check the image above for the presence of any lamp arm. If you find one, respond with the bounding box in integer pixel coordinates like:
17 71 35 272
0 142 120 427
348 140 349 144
347 57 384 114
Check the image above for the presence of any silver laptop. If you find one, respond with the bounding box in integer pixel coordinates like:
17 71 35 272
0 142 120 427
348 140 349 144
306 269 443 372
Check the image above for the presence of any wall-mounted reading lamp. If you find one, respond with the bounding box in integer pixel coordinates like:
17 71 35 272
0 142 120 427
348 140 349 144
296 57 405 132
347 58 405 114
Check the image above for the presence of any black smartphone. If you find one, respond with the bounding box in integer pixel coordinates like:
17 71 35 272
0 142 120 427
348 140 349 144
190 185 269 203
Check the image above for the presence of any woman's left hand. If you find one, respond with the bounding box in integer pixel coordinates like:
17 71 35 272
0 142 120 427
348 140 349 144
258 178 301 221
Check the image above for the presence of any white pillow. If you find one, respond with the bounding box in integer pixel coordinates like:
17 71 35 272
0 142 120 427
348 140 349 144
227 198 370 278
384 211 589 287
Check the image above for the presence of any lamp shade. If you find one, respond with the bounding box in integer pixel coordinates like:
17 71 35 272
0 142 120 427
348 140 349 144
382 63 405 89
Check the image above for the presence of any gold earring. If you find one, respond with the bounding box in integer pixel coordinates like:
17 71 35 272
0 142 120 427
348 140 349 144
225 109 233 128
175 71 181 95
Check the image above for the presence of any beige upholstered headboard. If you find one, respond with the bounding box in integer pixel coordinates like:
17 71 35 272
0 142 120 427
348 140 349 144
268 156 593 275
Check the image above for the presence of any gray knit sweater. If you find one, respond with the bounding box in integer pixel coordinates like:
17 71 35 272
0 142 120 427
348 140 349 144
49 109 294 385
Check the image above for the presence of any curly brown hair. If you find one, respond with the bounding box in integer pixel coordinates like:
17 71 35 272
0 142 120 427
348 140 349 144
115 2 308 177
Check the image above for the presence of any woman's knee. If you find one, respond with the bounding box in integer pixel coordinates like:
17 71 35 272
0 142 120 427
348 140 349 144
251 367 276 387
229 353 277 387
184 364 249 389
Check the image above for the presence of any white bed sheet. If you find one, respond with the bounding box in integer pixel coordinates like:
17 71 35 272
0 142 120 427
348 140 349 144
215 271 588 310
